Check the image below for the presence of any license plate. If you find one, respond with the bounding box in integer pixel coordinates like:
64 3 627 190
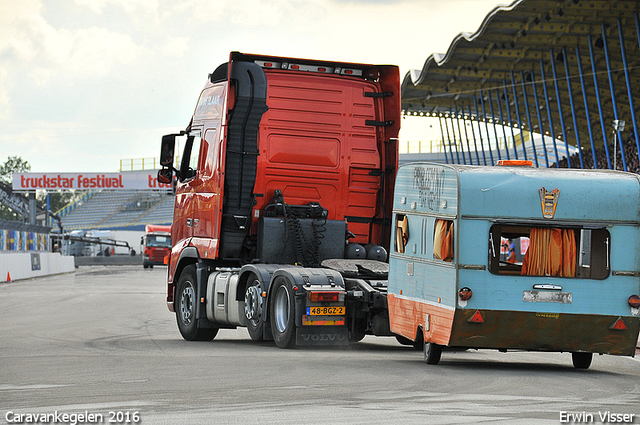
306 306 345 315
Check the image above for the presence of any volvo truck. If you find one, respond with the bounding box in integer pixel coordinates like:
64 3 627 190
157 52 400 347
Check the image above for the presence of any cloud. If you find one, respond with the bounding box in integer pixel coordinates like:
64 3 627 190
0 0 504 173
1 2 141 85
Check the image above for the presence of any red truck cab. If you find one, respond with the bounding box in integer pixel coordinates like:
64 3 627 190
141 224 171 268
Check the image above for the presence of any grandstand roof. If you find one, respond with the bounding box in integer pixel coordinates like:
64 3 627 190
402 0 640 149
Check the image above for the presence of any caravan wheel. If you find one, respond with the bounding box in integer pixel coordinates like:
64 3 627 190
423 342 442 365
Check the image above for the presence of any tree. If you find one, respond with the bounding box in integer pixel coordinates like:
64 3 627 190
0 156 32 221
37 190 77 215
0 156 31 183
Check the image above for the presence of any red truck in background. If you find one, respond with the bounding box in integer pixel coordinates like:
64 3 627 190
141 224 171 268
158 52 400 347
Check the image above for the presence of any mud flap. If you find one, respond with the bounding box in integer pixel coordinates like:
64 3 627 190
296 326 349 346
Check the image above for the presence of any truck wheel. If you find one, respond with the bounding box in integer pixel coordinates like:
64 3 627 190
571 352 592 369
270 275 296 348
176 265 218 341
244 274 264 342
423 342 442 365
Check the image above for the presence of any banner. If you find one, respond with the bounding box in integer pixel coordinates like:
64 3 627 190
12 171 172 191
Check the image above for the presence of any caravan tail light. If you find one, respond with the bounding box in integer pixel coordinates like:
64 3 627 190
610 317 627 330
308 291 343 302
628 294 640 308
459 287 473 301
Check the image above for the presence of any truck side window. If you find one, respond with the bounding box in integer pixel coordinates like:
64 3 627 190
179 134 202 182
433 219 454 262
489 224 610 279
395 214 409 253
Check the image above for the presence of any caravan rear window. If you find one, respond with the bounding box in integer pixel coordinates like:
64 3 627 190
489 224 609 279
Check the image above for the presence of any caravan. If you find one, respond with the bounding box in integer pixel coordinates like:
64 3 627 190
388 161 640 368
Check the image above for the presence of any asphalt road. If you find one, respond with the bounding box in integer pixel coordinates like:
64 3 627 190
1 266 639 425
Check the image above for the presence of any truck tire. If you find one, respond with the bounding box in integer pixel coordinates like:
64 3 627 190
270 275 296 348
244 274 264 342
176 264 218 341
423 342 442 365
571 352 592 369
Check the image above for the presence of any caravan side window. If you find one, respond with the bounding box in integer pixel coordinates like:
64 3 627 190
488 224 609 279
395 214 409 253
434 219 454 262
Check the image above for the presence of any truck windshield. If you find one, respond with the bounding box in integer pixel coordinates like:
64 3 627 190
489 224 609 279
147 235 171 248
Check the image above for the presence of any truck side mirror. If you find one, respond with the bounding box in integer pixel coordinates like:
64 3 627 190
157 168 173 184
160 134 176 167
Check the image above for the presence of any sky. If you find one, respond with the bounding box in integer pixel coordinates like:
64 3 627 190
0 0 505 174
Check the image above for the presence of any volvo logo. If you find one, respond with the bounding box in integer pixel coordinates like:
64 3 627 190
299 333 347 342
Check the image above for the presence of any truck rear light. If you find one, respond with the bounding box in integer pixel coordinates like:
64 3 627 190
308 291 343 302
459 287 473 301
628 294 640 308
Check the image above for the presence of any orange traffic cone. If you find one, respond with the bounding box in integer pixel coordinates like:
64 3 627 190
6 272 11 283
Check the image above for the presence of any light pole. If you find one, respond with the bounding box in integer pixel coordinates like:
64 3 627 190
612 119 625 170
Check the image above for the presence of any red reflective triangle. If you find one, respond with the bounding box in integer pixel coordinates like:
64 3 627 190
468 310 484 323
610 317 627 330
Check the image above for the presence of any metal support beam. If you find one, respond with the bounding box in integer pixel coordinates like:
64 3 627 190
454 105 471 164
502 81 519 159
530 70 550 167
549 50 571 168
588 33 612 169
487 90 502 161
29 192 36 225
473 95 488 166
602 23 627 171
517 71 538 167
467 104 481 165
438 115 452 164
563 47 584 169
575 45 598 169
495 89 510 160
480 90 495 165
620 18 640 171
539 60 561 167
448 110 461 164
510 72 527 161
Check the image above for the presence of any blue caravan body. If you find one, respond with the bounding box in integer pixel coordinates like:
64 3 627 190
387 161 640 368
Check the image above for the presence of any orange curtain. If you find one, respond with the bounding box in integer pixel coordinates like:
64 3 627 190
521 228 576 277
433 220 454 262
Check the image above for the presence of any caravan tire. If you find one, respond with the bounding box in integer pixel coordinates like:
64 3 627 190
571 352 592 369
424 342 442 365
